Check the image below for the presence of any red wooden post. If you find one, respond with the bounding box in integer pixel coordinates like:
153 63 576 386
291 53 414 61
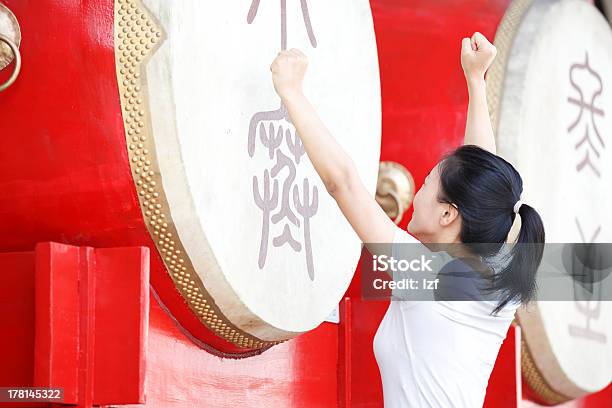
0 242 149 408
338 296 352 407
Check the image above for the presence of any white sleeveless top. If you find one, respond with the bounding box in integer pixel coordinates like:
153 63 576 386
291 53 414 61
373 227 520 407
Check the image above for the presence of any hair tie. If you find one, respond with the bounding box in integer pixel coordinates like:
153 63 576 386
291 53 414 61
513 198 523 214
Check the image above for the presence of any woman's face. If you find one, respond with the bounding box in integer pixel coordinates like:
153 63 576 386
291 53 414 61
407 162 451 241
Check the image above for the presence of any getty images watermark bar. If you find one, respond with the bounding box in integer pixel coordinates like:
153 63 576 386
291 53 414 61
361 243 612 301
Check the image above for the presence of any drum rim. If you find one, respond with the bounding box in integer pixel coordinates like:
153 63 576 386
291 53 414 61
113 0 380 348
113 0 286 350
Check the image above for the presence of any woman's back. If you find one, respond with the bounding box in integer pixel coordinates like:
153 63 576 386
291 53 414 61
373 228 520 407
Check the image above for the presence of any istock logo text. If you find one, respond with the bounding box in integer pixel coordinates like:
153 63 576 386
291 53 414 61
372 254 434 273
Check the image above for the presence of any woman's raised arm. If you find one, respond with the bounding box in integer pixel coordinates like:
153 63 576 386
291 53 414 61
461 32 498 154
270 49 397 246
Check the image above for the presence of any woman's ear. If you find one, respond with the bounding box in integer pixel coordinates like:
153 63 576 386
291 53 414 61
440 203 460 227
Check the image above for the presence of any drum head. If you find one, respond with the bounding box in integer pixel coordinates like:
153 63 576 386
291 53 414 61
115 0 381 346
490 0 612 401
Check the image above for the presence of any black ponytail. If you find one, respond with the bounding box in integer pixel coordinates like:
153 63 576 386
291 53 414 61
436 145 546 315
489 204 545 315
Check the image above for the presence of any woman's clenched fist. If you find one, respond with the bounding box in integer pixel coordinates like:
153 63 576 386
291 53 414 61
461 32 497 82
270 48 308 100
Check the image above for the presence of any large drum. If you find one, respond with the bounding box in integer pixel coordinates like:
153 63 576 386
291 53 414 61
0 0 381 355
488 0 612 402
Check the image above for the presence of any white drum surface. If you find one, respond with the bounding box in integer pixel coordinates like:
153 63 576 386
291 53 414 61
141 0 381 339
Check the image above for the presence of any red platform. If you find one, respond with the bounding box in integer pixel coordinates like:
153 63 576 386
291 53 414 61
1 242 610 407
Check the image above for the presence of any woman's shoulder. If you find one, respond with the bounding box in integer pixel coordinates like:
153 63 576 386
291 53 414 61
391 227 451 265
392 227 420 244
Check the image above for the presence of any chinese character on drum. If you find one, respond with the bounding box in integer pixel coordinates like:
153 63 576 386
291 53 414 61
567 51 607 344
570 217 607 343
567 51 605 178
247 0 320 280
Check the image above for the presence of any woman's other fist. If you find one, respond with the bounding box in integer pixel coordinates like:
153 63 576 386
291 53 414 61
461 32 497 82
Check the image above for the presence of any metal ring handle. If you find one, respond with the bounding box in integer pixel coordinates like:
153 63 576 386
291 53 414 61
0 34 21 92
385 189 405 225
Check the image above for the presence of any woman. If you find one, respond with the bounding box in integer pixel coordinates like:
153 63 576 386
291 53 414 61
270 32 545 407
